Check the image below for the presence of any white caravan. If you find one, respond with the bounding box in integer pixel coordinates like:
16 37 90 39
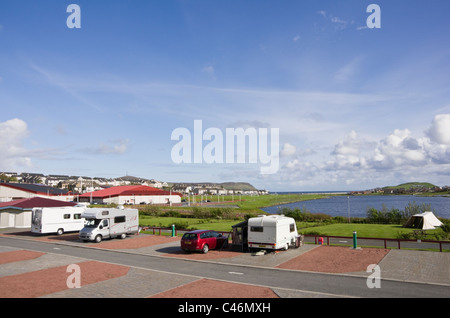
247 215 300 251
79 207 139 243
31 206 87 235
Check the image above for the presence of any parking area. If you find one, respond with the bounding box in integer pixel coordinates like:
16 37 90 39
1 229 449 298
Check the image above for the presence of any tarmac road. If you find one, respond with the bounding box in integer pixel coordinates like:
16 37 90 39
1 236 449 298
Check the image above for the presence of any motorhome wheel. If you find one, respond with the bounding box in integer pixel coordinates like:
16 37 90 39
120 233 127 239
57 228 64 235
95 235 102 243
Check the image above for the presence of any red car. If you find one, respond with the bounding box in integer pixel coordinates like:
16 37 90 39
181 230 228 253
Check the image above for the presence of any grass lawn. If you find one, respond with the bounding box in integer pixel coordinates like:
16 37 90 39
136 194 448 242
139 215 239 232
299 223 446 240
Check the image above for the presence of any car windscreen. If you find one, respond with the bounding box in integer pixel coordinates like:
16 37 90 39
182 233 198 240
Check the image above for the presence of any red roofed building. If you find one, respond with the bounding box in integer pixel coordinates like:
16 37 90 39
0 182 73 202
78 185 182 205
0 197 77 228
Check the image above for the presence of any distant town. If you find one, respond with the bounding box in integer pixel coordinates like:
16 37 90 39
0 171 268 196
349 182 450 195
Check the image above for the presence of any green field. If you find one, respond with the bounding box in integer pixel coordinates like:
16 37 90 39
136 194 449 242
139 215 238 232
298 223 445 239
140 215 447 240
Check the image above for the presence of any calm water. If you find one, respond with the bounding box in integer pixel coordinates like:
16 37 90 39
262 195 450 219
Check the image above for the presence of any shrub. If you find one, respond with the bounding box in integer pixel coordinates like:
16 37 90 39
139 206 161 216
164 210 181 218
172 221 190 230
396 232 412 239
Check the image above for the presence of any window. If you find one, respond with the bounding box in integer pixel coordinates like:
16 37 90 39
290 223 295 232
200 232 212 239
114 216 126 223
182 233 198 240
74 214 82 219
102 210 109 216
250 226 263 232
63 214 70 219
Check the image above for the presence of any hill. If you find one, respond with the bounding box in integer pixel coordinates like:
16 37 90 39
383 182 437 190
219 182 258 191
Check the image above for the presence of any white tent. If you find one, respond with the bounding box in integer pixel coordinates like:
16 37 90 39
404 211 443 230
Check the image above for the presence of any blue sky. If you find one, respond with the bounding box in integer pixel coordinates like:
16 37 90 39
1 0 450 191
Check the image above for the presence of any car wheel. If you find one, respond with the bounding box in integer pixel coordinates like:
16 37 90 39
57 228 64 235
95 235 102 243
202 244 209 254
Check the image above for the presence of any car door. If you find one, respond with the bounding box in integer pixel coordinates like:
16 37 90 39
208 231 218 249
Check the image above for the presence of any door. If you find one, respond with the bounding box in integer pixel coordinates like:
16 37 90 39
99 219 110 238
8 213 15 228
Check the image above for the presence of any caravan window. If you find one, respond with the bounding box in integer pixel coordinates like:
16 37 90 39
250 226 263 232
63 214 70 219
114 216 126 223
290 223 295 232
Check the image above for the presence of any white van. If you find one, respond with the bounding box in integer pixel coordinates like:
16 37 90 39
31 206 87 235
79 208 139 243
247 215 300 251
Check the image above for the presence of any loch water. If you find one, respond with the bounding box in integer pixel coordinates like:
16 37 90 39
262 194 450 219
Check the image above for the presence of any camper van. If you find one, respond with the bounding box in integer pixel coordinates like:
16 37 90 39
31 206 87 235
79 208 139 243
247 215 300 251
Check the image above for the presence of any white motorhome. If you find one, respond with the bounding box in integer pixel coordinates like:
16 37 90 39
79 207 139 243
247 215 300 251
31 206 87 235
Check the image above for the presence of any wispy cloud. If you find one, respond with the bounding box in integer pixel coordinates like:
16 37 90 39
317 10 349 31
82 139 129 155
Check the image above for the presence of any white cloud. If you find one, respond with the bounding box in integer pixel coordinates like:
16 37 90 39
273 114 450 190
426 114 450 145
280 143 296 157
0 118 33 170
86 139 129 155
369 129 427 169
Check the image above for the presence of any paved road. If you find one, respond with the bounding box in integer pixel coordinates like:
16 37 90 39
1 236 449 298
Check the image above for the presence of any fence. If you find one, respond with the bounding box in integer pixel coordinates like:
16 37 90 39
140 227 450 252
140 226 230 238
304 234 450 252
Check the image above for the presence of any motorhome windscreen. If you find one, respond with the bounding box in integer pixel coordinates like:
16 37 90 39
85 219 101 228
